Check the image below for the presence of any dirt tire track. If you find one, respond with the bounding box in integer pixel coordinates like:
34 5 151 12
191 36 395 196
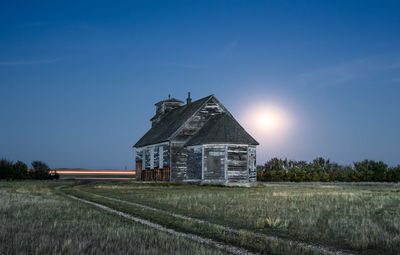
73 187 354 255
66 193 255 255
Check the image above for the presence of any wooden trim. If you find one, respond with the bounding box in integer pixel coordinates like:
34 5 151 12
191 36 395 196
135 161 142 181
224 145 228 181
246 147 250 181
201 146 204 180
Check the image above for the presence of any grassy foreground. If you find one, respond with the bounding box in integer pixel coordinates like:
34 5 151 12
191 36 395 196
0 181 227 255
76 182 400 255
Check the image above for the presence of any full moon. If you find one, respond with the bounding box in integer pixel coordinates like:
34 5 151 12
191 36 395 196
244 104 291 137
257 112 278 129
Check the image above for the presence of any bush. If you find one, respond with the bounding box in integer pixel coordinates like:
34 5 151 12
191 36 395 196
13 161 28 180
0 159 13 179
0 158 58 180
259 157 400 182
384 166 400 182
30 161 52 180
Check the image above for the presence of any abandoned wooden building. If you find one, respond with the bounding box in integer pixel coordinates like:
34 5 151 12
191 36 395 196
134 93 259 183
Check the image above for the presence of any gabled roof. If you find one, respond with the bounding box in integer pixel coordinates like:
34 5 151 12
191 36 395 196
134 95 213 147
185 112 259 146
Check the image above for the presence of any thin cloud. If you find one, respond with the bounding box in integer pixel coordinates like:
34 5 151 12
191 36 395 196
295 53 400 88
0 58 61 66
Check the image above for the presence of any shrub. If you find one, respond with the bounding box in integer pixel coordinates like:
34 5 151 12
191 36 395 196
0 159 13 179
13 161 28 180
259 157 399 182
384 166 400 182
0 158 58 180
30 161 52 180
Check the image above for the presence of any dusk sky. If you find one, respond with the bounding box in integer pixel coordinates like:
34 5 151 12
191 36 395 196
1 1 400 169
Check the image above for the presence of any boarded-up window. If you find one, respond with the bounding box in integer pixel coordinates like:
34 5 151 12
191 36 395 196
204 147 225 180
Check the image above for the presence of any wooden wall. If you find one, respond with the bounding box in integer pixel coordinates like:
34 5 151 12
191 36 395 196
137 142 256 183
171 97 225 181
203 146 226 181
170 143 187 182
173 97 225 142
186 146 202 180
135 97 257 183
227 145 248 182
135 161 142 180
135 143 170 181
248 146 257 183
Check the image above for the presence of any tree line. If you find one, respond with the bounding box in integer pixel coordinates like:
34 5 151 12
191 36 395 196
257 157 400 182
0 159 59 180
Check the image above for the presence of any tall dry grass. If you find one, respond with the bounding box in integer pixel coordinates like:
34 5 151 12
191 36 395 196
83 182 400 254
0 181 227 255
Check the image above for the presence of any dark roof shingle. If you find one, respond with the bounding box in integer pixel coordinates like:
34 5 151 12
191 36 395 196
134 95 212 147
185 112 259 146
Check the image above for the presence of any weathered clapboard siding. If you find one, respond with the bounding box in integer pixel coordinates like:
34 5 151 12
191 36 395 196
170 142 187 181
135 143 170 181
173 97 225 142
144 148 150 169
186 146 202 180
170 98 225 179
248 146 257 182
134 94 259 183
161 145 169 168
227 145 248 182
153 147 159 169
203 146 226 181
135 149 142 162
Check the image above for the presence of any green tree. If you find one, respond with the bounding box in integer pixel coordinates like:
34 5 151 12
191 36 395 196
0 159 13 179
354 160 388 182
30 161 51 179
13 161 28 180
384 166 400 182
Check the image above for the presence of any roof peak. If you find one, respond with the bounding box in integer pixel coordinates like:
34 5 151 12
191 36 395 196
135 94 216 147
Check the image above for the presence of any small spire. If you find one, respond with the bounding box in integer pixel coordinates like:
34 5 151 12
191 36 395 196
186 92 192 104
168 94 171 99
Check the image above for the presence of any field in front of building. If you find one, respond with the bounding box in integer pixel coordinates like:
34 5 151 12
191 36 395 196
0 181 226 255
1 181 400 255
70 182 400 255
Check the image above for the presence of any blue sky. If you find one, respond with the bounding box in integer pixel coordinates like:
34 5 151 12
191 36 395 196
1 0 400 169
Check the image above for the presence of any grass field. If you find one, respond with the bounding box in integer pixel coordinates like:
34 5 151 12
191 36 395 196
1 181 399 255
0 181 227 255
72 182 400 255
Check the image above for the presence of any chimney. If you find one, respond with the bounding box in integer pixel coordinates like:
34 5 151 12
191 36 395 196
186 92 192 105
